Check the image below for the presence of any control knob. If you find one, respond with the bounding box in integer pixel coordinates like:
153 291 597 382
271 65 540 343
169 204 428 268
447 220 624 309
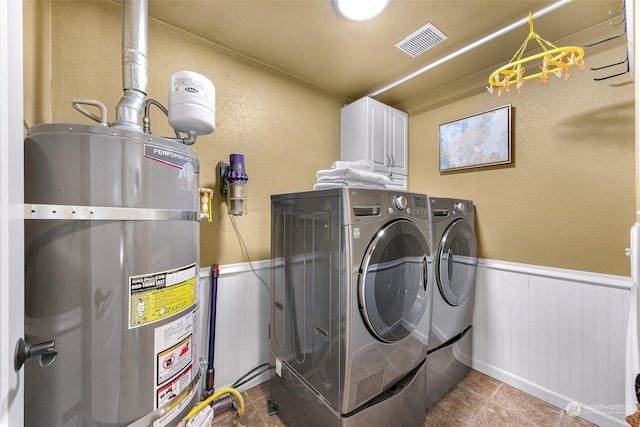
394 195 408 211
454 202 466 214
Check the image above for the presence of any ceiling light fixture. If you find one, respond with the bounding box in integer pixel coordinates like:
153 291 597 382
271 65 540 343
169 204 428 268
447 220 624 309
331 0 391 22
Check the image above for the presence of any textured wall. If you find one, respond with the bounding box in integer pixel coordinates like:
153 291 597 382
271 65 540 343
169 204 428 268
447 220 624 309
25 0 347 267
24 2 635 275
405 22 635 276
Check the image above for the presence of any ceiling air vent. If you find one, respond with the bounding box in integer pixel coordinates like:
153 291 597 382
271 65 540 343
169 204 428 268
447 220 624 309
395 23 447 57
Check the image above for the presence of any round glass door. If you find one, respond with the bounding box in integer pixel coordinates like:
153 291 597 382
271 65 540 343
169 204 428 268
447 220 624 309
436 219 478 306
359 219 430 343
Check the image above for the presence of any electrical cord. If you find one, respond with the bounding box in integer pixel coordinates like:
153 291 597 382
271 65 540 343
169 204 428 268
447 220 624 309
231 363 275 389
231 363 269 388
233 366 273 390
228 213 270 294
231 362 269 388
228 213 254 266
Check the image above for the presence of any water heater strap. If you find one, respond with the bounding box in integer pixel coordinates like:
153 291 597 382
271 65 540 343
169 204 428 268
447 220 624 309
24 203 199 221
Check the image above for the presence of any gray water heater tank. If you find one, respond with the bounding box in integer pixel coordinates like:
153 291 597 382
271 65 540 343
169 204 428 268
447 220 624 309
24 123 203 427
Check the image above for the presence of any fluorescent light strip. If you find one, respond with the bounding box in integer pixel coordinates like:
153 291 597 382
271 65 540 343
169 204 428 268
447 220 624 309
367 0 574 97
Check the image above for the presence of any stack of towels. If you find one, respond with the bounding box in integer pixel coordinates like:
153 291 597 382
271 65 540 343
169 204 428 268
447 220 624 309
313 160 391 190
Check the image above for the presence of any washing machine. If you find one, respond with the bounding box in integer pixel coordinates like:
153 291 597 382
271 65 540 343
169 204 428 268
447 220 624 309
269 188 433 426
426 197 478 408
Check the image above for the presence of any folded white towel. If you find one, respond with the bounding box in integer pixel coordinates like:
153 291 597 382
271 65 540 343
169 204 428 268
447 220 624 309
314 160 389 191
330 160 374 172
313 181 387 190
316 168 391 184
313 182 347 190
318 176 390 185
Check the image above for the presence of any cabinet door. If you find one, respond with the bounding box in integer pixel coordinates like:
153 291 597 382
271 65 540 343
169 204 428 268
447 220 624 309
389 108 408 175
367 99 389 172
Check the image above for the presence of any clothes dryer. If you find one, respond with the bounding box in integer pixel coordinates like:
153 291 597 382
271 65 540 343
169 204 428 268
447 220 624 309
269 188 433 426
426 197 478 408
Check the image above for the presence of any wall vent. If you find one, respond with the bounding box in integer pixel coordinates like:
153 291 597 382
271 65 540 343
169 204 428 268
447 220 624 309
395 23 447 57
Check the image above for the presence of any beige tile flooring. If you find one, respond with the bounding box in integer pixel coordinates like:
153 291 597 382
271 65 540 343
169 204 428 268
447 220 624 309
426 370 596 427
210 370 597 426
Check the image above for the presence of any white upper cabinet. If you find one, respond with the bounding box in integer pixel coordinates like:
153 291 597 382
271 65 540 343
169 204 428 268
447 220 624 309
340 97 408 189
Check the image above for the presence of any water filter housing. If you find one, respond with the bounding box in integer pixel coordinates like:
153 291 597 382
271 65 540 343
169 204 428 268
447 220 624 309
168 70 215 135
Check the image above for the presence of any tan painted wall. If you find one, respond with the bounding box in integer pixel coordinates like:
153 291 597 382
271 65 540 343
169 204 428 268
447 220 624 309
24 2 635 276
405 23 635 276
24 0 347 267
23 0 51 129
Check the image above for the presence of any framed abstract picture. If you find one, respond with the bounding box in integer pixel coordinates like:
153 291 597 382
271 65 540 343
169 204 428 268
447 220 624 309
439 105 512 172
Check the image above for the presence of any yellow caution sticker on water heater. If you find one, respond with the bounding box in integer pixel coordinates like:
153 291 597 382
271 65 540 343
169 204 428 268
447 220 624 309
153 308 199 427
128 263 197 329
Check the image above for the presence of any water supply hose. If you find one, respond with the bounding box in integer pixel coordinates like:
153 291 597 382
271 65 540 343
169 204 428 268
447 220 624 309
186 387 245 421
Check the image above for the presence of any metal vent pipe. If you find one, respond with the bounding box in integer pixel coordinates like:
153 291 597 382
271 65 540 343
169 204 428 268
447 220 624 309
116 0 148 129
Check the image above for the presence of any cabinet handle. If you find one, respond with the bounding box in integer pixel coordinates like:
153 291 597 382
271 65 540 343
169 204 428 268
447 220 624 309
390 154 396 168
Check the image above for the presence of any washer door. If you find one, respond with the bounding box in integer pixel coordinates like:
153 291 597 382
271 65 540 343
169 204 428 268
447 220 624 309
359 219 430 343
436 219 478 306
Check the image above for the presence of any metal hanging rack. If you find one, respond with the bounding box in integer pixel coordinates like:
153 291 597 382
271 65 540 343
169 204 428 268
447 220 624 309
583 0 632 81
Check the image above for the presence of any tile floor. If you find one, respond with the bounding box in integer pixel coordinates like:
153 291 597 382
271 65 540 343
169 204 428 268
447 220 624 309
210 370 597 426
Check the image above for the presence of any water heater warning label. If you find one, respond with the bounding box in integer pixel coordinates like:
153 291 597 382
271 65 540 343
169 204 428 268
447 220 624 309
153 309 198 427
158 335 192 385
128 263 197 329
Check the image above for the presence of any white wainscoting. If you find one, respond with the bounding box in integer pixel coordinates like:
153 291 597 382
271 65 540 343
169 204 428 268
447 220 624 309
473 259 633 427
198 258 634 426
198 260 271 393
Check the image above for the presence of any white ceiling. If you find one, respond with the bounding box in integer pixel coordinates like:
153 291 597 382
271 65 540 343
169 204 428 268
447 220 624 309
147 0 624 109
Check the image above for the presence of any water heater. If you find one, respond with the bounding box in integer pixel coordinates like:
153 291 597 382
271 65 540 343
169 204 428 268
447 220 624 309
21 1 215 423
23 123 203 426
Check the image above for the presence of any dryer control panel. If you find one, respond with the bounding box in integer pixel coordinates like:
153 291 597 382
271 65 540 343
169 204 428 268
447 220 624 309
429 198 475 221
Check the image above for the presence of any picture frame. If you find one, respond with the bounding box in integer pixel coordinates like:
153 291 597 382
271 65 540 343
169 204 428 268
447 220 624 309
439 105 512 172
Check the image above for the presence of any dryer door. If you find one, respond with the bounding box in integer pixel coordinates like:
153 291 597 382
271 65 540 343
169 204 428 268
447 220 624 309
359 219 430 343
436 219 478 306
